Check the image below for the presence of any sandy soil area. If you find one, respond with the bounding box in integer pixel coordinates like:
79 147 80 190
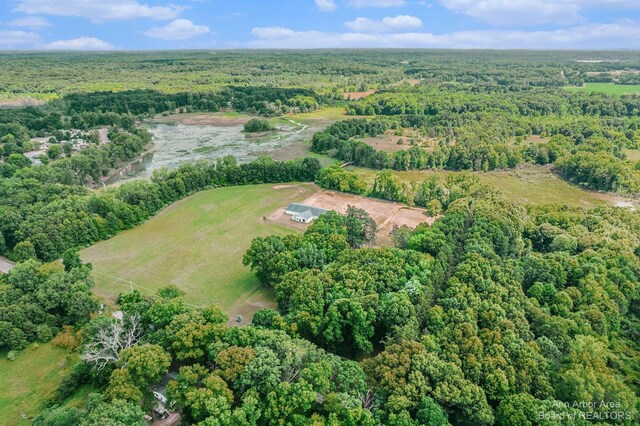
266 189 436 245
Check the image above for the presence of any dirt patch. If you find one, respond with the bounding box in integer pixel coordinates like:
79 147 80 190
266 190 436 246
361 129 436 153
150 113 251 127
273 184 301 190
0 97 45 108
343 90 376 100
227 287 277 326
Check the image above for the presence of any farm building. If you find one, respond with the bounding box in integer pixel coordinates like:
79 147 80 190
285 203 328 224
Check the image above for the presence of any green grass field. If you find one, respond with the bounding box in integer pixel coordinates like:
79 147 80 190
82 183 318 322
476 167 629 207
0 343 77 425
289 105 351 124
566 83 640 95
352 165 631 208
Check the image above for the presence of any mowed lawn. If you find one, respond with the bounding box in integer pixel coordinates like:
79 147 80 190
0 343 76 425
566 83 640 95
82 183 318 321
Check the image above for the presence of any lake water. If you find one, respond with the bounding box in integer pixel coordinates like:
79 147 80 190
105 120 311 185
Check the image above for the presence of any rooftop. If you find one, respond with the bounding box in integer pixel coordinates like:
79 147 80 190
286 203 328 218
295 210 314 220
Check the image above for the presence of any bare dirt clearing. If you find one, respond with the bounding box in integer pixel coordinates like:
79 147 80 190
266 189 436 245
361 129 436 153
343 90 376 100
0 97 46 108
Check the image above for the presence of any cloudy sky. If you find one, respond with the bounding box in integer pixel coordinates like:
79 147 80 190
1 0 640 50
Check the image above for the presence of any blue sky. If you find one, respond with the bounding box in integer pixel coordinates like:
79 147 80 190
1 0 640 50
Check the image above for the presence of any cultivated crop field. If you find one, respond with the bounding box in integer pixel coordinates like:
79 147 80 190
82 183 318 322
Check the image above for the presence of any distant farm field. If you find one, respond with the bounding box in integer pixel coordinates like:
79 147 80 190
566 83 640 95
82 183 318 322
0 343 76 425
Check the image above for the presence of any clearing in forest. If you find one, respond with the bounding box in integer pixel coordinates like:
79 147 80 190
360 128 437 153
565 83 640 95
81 183 318 323
351 165 636 208
342 90 376 100
267 189 436 245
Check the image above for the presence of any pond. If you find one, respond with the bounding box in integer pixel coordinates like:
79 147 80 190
104 119 313 185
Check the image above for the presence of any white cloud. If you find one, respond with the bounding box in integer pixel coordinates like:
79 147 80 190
251 27 297 39
345 15 423 33
439 0 640 26
348 0 406 8
382 15 423 30
315 0 337 12
6 16 52 29
145 19 209 40
0 30 42 49
44 37 114 50
248 21 640 49
14 0 185 22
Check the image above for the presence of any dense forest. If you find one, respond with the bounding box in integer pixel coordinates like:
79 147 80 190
312 88 640 194
21 177 640 425
242 179 640 425
2 50 640 97
1 50 639 425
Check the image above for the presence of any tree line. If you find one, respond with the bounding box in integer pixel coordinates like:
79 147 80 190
242 178 640 425
312 117 640 195
0 156 321 262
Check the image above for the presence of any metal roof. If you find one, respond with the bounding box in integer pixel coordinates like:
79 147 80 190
294 210 314 220
286 203 328 218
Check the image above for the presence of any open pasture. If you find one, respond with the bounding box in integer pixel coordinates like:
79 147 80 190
351 165 635 208
82 184 319 323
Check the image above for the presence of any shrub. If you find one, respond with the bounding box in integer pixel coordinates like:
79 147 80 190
244 118 275 133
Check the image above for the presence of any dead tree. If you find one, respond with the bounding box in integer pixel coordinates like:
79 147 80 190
81 314 142 370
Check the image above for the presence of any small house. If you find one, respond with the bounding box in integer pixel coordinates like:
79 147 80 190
152 371 178 407
285 203 328 224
